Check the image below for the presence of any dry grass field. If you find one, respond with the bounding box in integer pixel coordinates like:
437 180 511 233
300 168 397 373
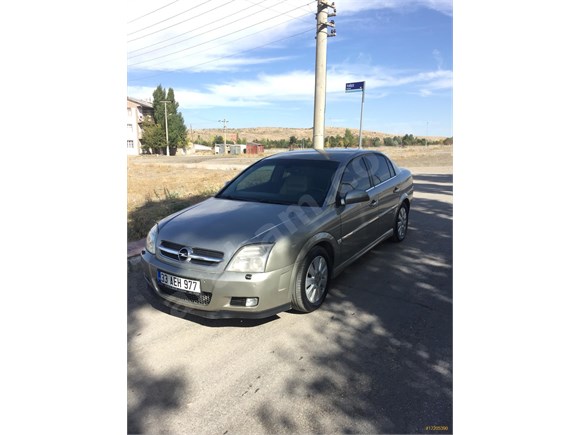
127 145 452 242
191 126 447 143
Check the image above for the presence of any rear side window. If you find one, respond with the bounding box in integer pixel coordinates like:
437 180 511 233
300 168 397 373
339 156 371 195
363 153 394 185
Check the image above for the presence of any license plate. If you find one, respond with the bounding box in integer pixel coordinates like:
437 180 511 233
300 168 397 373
157 271 201 294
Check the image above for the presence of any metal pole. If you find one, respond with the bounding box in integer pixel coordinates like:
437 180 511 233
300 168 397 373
218 118 228 152
358 82 365 148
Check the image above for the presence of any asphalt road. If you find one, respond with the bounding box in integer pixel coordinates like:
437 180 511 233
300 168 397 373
127 168 453 434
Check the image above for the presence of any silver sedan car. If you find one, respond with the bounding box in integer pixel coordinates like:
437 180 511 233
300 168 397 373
141 149 413 319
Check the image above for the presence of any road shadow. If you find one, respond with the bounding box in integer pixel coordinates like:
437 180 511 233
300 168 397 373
127 264 188 434
412 173 453 196
255 173 453 433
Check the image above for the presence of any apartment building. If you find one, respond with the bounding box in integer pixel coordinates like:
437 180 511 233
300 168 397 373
126 97 154 155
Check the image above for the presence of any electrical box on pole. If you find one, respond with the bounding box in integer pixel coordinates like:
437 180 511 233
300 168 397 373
312 0 336 150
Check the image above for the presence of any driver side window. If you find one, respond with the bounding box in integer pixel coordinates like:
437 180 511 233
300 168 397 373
339 156 371 196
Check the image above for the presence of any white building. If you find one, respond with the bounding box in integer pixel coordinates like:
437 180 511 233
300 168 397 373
126 97 154 155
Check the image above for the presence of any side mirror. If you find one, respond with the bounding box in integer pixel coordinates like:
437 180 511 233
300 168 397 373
340 189 370 206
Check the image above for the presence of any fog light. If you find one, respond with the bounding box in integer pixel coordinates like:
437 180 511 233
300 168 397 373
245 297 259 307
230 297 259 307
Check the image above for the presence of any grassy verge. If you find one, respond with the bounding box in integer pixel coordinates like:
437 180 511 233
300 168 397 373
128 191 216 242
127 161 241 241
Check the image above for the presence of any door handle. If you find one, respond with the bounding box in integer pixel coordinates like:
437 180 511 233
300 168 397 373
369 199 378 208
393 187 400 193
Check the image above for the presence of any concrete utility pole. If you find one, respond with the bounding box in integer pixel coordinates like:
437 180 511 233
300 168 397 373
312 0 336 150
160 100 170 156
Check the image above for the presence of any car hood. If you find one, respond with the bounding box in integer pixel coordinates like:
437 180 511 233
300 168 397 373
157 197 298 260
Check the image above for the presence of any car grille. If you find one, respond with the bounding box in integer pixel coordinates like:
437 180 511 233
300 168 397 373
158 285 212 306
159 240 224 266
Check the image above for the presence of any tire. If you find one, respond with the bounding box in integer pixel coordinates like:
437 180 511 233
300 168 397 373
291 246 331 313
391 202 409 242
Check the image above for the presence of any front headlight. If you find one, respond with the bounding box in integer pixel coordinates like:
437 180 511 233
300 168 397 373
146 224 158 254
227 244 274 273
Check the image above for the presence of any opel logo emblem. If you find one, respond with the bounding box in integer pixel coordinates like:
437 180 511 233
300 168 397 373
178 247 190 262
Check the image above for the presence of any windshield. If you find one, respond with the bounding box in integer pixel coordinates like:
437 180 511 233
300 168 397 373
216 158 339 207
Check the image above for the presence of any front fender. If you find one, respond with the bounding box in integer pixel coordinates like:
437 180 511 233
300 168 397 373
288 232 339 296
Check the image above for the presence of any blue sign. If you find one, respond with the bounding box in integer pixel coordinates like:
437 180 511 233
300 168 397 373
346 81 364 92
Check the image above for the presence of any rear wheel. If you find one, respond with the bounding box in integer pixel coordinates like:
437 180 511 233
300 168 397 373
292 246 330 313
391 202 409 242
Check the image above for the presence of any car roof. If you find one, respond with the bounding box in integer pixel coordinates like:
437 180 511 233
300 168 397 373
262 148 376 163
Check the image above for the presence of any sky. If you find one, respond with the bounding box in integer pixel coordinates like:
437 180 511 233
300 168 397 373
127 0 453 138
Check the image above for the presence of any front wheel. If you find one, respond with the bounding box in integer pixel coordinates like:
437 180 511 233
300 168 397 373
291 246 331 313
391 202 409 242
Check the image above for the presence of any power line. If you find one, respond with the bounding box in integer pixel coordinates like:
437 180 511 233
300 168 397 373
128 0 307 57
242 0 311 21
133 10 311 71
127 0 213 36
128 0 236 43
128 0 273 55
127 0 180 24
128 0 277 59
127 28 311 83
128 0 315 67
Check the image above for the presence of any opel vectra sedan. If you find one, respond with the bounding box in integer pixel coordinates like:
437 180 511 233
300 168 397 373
141 149 413 319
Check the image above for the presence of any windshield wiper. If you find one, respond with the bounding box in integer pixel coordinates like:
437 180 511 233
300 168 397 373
217 194 254 202
254 198 293 205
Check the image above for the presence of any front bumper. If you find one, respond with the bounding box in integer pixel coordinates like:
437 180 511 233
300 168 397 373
140 250 293 319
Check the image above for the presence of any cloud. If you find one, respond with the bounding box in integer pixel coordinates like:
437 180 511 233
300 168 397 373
128 66 452 108
433 49 443 69
338 0 453 16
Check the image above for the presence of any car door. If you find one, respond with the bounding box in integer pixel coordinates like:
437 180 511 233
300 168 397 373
338 156 380 262
363 153 400 237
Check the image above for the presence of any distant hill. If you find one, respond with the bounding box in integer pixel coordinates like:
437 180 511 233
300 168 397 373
190 126 446 143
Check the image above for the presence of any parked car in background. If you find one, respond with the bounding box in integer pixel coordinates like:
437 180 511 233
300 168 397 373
141 149 414 319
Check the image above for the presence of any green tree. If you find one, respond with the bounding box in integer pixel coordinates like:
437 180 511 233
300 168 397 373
402 134 416 146
152 85 166 124
141 119 165 154
344 128 355 147
150 84 188 155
